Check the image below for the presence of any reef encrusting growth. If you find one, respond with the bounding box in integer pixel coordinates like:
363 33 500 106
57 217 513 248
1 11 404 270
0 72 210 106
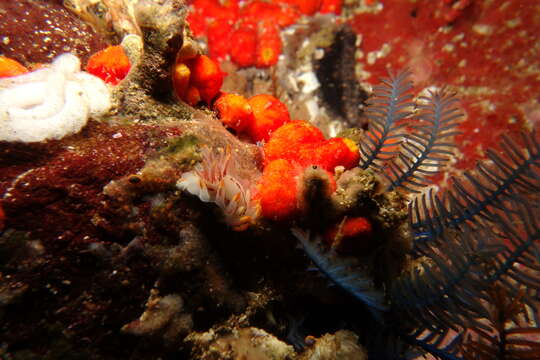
0 1 107 65
0 1 362 358
0 1 539 360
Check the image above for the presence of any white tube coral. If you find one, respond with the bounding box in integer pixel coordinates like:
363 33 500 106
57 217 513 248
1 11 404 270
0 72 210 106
0 53 111 142
177 146 260 231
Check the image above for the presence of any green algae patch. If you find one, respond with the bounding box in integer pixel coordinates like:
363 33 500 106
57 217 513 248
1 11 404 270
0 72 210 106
160 134 201 167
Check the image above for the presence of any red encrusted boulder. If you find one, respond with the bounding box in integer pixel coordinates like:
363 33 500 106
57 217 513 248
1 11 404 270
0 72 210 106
0 1 107 66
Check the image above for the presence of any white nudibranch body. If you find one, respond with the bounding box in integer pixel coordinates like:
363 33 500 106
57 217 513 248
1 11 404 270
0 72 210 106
0 53 111 142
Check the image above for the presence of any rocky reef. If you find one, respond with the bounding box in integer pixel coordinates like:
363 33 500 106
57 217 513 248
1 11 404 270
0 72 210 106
1 1 539 360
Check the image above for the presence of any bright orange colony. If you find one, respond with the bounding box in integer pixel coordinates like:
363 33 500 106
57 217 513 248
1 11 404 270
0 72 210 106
173 54 224 106
311 137 360 171
187 55 224 104
255 118 361 222
85 45 131 85
185 86 201 106
229 27 258 67
172 62 191 100
0 56 28 78
256 23 282 68
241 1 300 28
320 0 342 14
263 120 325 165
256 159 300 221
247 94 291 142
325 216 374 254
214 93 254 133
263 120 360 172
329 217 373 239
206 19 233 60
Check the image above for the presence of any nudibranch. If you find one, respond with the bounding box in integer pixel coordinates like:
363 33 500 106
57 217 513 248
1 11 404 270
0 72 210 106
177 146 261 231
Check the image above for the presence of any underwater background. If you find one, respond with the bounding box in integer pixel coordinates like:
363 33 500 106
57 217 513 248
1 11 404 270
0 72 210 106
1 1 539 359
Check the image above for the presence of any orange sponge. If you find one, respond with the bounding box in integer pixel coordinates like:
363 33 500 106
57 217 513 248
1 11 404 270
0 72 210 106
325 216 374 254
0 56 28 78
213 93 293 144
248 94 291 142
214 93 254 133
320 0 342 14
173 54 225 106
188 54 224 104
327 217 373 240
263 120 325 165
256 23 282 68
310 137 360 171
172 62 191 100
264 120 360 172
85 45 131 85
255 119 360 221
230 27 258 67
256 159 300 221
185 86 202 106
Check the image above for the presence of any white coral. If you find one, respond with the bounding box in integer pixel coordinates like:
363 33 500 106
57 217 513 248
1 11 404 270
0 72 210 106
177 146 260 231
0 53 111 142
